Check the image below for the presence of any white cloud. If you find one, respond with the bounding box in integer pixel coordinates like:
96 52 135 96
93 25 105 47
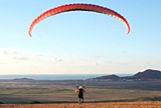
0 48 18 55
0 48 66 74
0 48 161 74
13 56 29 61
54 57 63 63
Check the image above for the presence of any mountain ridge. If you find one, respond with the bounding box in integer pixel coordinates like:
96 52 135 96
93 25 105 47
89 69 161 81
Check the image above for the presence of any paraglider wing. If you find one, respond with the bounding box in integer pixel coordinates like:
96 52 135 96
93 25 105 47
28 3 130 36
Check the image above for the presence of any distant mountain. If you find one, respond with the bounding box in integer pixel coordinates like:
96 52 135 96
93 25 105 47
13 78 34 81
133 69 161 80
89 69 161 81
92 75 120 81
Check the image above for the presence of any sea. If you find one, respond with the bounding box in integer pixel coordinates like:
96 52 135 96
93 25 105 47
0 74 105 80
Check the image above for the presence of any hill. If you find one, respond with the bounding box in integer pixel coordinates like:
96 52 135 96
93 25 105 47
13 78 34 81
89 69 161 81
92 74 120 81
133 69 161 80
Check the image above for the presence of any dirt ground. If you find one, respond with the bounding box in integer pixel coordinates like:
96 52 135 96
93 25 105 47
1 80 161 104
0 101 161 108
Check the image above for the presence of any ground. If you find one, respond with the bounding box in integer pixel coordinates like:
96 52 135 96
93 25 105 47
1 80 161 104
0 101 161 108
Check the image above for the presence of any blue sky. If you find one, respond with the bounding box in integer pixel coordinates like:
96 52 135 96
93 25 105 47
0 0 161 74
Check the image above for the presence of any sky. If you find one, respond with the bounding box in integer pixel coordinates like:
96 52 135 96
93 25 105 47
0 0 161 75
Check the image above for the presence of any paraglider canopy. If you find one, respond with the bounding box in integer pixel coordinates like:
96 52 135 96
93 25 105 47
28 3 130 36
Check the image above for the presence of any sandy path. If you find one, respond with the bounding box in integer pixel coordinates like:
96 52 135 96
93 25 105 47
0 101 161 108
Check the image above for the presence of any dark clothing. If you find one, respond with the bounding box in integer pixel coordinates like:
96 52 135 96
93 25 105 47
78 88 84 99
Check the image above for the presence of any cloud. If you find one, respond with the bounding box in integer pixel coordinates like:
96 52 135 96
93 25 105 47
0 48 30 62
54 57 63 63
0 48 19 56
13 56 29 61
0 62 4 64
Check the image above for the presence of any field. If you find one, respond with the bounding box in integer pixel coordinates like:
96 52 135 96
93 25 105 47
0 102 161 108
0 80 161 104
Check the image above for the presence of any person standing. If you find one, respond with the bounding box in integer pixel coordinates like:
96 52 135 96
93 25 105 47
76 86 85 103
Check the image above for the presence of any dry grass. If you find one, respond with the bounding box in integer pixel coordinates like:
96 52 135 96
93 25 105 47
0 101 161 108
